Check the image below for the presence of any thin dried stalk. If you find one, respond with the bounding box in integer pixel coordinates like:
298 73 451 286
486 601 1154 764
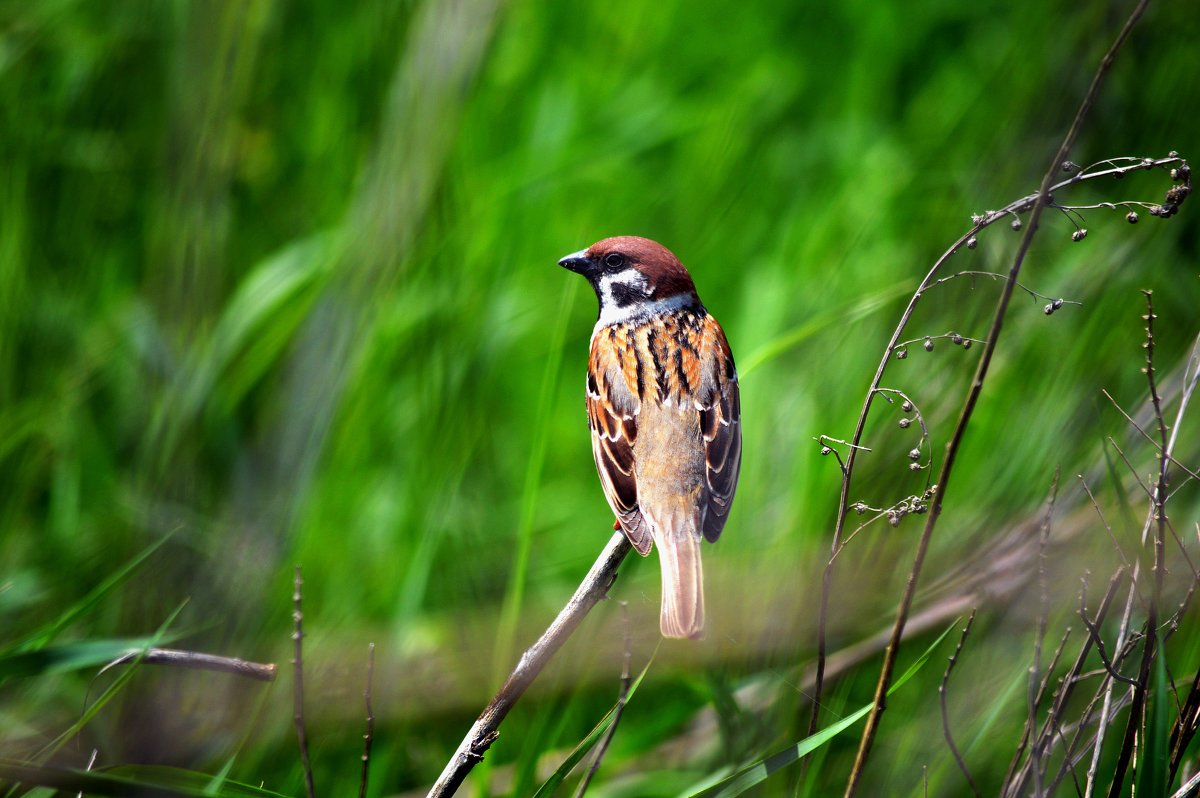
843 3 1152 792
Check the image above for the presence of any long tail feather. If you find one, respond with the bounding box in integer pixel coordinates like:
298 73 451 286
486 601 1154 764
657 531 705 639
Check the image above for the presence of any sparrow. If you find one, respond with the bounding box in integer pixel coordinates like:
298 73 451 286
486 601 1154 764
558 236 741 639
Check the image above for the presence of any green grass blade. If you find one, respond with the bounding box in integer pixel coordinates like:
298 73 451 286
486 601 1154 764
0 636 177 681
739 281 910 377
205 757 236 796
492 276 578 683
532 647 656 798
8 534 170 654
688 619 960 798
0 760 289 798
1138 634 1169 796
34 601 188 764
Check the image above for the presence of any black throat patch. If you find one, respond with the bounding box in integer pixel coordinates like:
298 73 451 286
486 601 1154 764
606 278 649 308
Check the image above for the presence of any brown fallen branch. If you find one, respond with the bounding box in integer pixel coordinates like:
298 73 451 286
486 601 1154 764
102 648 276 682
428 531 632 798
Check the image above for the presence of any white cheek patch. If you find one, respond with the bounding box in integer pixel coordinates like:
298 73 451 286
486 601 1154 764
598 271 649 302
593 291 696 333
594 271 650 327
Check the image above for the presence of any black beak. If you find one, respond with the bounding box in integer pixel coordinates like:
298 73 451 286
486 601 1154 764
557 248 596 276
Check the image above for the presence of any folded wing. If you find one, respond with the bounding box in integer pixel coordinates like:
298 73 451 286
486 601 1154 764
698 320 741 543
587 361 653 555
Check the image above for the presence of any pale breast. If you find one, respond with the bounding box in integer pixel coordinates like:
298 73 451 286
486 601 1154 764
633 399 706 514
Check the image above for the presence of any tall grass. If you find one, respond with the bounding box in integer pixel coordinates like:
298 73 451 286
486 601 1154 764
1 0 1198 795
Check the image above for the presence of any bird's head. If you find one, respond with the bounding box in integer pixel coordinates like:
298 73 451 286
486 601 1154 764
558 236 701 327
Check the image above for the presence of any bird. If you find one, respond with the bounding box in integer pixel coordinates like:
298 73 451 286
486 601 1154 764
558 236 741 639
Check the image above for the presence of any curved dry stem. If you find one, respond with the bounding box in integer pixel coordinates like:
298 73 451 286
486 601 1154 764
939 609 981 797
840 2 1154 792
807 155 1184 746
807 144 1185 740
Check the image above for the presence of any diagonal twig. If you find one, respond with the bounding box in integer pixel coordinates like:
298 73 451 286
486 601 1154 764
1042 569 1125 796
1078 584 1139 689
428 532 632 798
1102 390 1200 486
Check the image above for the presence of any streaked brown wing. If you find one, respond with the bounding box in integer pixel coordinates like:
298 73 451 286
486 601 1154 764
700 323 741 543
587 369 653 555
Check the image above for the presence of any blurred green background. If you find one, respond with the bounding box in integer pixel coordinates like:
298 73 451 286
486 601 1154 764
1 0 1198 795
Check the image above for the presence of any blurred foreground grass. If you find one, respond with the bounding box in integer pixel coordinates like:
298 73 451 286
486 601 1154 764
1 0 1198 795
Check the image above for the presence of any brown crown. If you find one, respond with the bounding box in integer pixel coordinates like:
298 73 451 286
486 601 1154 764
586 236 699 299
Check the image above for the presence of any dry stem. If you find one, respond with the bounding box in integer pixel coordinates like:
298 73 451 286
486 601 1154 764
360 642 376 798
293 566 316 798
102 648 276 681
939 609 981 797
841 2 1152 792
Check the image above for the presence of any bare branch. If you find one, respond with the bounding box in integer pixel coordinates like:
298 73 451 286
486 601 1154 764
1105 291 1176 798
842 4 1154 790
1168 664 1200 786
1085 574 1140 798
293 566 316 798
101 648 277 682
360 643 376 798
1007 627 1073 797
429 532 632 798
1106 436 1155 503
1041 570 1125 796
1103 390 1200 486
939 609 981 797
574 602 632 797
1170 770 1200 798
1029 473 1060 796
1078 584 1140 689
1078 476 1131 571
1163 570 1200 645
927 270 1082 307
